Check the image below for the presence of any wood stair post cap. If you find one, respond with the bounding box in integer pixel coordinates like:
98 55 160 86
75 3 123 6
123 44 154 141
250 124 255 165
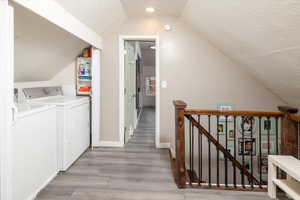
173 100 187 109
278 106 298 114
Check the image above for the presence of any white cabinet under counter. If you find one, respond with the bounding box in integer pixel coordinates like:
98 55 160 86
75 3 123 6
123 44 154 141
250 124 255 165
12 104 58 200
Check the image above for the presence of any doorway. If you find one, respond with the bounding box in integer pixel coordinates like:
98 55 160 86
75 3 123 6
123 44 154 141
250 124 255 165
119 36 160 147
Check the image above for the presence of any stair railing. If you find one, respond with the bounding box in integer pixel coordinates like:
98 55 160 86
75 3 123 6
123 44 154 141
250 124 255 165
173 100 299 190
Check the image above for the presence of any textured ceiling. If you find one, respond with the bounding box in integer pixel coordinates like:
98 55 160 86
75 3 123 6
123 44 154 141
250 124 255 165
120 0 188 17
52 0 187 34
182 0 300 106
13 2 88 82
12 0 300 106
52 0 127 35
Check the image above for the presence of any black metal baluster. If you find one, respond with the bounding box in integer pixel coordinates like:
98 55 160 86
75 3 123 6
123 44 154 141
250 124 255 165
275 117 279 155
250 117 254 188
225 116 228 187
298 122 300 159
259 117 262 187
198 115 202 185
191 122 194 183
208 115 211 187
217 115 220 187
233 116 237 188
275 117 280 179
267 117 270 155
189 120 192 185
241 116 245 188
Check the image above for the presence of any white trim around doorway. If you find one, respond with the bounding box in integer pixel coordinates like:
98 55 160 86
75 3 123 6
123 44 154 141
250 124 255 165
0 2 13 199
119 35 160 148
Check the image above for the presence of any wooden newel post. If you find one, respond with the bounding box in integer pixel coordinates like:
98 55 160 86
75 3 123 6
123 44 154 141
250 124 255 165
278 106 299 158
173 100 187 188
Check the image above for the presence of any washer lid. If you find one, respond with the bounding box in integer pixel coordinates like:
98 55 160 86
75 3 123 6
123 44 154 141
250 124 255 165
15 103 56 119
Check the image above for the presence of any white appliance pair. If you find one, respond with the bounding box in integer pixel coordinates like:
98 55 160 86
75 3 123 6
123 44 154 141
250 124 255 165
22 87 90 171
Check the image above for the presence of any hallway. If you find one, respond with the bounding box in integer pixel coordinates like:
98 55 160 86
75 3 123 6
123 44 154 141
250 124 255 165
36 108 271 200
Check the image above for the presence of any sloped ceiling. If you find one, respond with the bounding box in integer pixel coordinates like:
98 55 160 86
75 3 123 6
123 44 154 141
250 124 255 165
182 0 300 106
13 2 88 82
13 0 300 106
52 0 127 35
52 0 188 34
120 0 188 17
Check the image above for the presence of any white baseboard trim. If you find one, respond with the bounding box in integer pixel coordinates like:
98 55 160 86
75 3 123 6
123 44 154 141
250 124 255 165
158 143 170 149
98 141 124 147
27 170 58 200
170 146 175 158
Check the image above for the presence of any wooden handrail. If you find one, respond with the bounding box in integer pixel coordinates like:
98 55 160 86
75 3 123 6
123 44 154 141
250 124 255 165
289 113 300 123
184 109 283 117
278 106 298 114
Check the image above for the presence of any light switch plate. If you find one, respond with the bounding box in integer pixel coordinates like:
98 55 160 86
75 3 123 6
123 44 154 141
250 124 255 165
161 81 167 88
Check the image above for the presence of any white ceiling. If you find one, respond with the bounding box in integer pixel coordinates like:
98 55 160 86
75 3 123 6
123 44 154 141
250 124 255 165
52 0 127 35
120 0 188 17
12 0 300 106
13 2 88 82
52 0 188 35
182 0 300 106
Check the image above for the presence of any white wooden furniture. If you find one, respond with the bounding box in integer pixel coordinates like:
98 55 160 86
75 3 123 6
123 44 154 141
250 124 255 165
12 104 57 200
268 155 300 200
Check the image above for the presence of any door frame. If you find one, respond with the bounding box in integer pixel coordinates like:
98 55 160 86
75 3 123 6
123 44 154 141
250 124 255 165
119 35 160 148
0 2 13 199
91 48 102 148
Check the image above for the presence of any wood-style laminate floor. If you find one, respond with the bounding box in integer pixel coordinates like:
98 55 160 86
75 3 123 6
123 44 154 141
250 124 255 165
36 107 271 200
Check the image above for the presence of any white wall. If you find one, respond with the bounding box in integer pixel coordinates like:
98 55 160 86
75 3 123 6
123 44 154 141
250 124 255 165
100 17 285 146
12 2 88 82
14 62 77 99
51 62 76 85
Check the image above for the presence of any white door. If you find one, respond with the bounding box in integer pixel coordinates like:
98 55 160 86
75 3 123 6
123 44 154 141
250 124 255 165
0 2 14 199
124 41 136 143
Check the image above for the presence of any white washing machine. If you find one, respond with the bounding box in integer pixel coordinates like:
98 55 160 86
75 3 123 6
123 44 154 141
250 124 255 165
22 87 90 171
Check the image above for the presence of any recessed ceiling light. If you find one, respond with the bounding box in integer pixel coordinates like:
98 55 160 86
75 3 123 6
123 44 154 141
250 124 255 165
164 24 172 31
146 7 155 13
